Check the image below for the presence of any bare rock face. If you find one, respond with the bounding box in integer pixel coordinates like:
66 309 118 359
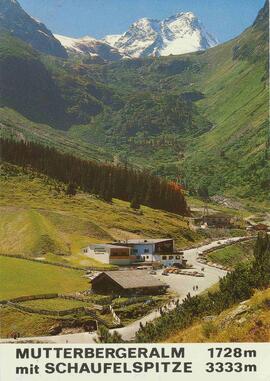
220 303 250 328
0 0 68 58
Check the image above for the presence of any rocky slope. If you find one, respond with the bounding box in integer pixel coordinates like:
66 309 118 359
54 34 127 62
0 0 67 58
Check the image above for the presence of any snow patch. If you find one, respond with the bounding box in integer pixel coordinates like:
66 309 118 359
103 34 122 45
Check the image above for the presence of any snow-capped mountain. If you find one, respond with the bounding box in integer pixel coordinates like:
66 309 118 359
55 11 217 61
0 0 67 58
104 12 218 58
54 34 128 62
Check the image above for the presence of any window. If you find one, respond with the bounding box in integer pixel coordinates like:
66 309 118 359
144 248 149 253
169 256 173 260
162 256 167 260
110 251 129 257
146 256 149 259
176 255 181 260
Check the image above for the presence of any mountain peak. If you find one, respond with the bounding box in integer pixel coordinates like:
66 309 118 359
106 11 218 58
172 11 196 19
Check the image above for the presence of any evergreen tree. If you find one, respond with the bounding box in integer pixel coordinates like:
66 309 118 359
66 183 77 196
95 326 123 343
130 196 141 210
252 232 270 288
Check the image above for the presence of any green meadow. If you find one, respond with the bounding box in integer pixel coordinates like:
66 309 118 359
19 298 90 311
0 256 89 300
206 240 255 268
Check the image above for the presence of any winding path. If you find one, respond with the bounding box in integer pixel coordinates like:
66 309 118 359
1 236 248 344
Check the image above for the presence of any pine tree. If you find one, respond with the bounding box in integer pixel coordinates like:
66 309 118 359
66 183 77 196
130 196 141 210
252 232 270 288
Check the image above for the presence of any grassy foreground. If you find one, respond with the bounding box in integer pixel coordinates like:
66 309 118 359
0 256 89 300
0 307 60 338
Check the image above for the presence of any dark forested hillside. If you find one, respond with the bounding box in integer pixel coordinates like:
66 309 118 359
0 33 67 128
1 138 189 216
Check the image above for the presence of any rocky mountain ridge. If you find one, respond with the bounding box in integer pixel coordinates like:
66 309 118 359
0 0 67 58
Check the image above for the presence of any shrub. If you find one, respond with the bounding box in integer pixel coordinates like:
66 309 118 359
202 321 218 338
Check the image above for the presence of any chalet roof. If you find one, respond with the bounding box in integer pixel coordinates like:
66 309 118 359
93 271 167 289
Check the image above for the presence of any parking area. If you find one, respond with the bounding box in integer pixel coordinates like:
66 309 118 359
151 241 230 297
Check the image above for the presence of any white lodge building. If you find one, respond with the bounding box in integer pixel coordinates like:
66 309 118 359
83 239 184 267
122 239 183 267
83 244 134 266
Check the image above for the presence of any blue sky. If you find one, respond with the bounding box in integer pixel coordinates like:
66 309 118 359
19 0 265 42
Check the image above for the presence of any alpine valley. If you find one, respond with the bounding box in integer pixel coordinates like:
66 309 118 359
0 0 269 204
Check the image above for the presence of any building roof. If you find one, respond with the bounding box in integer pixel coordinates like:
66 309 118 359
125 238 173 245
89 244 130 249
93 270 167 289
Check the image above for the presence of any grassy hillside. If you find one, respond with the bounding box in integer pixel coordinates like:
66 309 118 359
0 32 121 129
181 8 269 200
206 240 255 269
165 288 270 343
0 163 206 267
0 107 112 162
0 256 88 300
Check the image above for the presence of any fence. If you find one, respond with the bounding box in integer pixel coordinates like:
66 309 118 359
4 301 111 326
1 293 118 327
0 293 59 305
0 253 118 271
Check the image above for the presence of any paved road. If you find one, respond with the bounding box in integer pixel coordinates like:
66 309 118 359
1 236 246 344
